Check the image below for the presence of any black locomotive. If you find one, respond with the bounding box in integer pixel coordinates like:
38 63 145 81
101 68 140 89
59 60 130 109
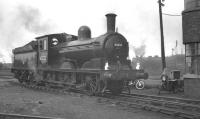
11 13 148 95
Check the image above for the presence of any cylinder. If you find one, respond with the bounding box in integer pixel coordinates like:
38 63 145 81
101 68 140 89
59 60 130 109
182 0 200 98
182 0 200 44
105 13 117 33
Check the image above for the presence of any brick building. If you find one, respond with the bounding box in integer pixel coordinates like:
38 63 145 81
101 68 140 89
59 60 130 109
182 0 200 98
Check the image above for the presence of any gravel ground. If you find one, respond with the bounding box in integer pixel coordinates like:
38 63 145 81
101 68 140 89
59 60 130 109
0 78 173 119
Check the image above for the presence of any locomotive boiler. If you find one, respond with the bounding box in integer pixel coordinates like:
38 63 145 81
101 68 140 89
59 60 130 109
11 13 148 95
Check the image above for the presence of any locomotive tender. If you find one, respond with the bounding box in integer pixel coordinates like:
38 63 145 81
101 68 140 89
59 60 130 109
11 13 148 95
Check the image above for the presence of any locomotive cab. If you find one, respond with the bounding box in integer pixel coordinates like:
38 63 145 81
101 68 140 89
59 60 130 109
35 33 77 68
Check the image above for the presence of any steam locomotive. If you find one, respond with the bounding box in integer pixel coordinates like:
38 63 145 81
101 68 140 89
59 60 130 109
11 13 148 95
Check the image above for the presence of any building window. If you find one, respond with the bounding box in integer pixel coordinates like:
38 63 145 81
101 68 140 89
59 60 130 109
185 43 200 74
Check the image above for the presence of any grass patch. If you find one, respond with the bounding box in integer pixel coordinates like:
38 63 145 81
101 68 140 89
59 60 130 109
0 70 13 76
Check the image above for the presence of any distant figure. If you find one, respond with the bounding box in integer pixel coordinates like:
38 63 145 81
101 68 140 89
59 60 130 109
136 63 140 70
158 68 169 94
161 68 168 82
116 60 122 72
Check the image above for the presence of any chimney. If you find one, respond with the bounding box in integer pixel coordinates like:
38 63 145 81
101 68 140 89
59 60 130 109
105 13 117 33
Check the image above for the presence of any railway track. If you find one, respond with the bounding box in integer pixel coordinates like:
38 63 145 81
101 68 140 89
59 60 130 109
0 112 63 119
124 93 200 105
120 93 200 113
19 83 200 119
101 93 200 119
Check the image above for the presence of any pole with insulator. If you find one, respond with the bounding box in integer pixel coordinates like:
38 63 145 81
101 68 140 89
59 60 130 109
158 0 166 70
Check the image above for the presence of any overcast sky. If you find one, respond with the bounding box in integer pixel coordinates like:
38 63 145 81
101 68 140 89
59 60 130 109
0 0 184 63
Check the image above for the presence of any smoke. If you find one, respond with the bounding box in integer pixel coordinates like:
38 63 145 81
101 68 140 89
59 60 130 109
0 52 5 63
117 0 183 58
133 43 146 57
0 3 56 62
16 5 54 34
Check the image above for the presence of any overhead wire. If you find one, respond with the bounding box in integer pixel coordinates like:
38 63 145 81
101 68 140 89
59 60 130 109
162 13 182 16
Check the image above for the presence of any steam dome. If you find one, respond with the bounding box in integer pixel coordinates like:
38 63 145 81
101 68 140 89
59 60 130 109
78 26 91 40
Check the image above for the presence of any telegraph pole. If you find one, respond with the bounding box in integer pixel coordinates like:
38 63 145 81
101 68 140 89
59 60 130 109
158 0 166 70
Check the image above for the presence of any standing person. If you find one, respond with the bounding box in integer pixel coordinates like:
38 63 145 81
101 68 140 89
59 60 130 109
160 68 169 90
161 68 168 81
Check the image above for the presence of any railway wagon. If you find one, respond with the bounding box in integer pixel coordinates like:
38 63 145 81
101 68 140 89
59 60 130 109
11 13 148 95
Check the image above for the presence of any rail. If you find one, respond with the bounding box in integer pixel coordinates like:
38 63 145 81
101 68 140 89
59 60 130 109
0 112 63 119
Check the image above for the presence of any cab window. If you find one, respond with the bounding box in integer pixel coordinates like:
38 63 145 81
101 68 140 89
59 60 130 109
39 40 43 50
39 39 48 50
44 39 47 50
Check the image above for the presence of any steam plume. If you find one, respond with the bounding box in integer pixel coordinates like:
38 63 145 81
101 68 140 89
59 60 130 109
16 5 54 34
0 3 56 62
133 43 146 57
